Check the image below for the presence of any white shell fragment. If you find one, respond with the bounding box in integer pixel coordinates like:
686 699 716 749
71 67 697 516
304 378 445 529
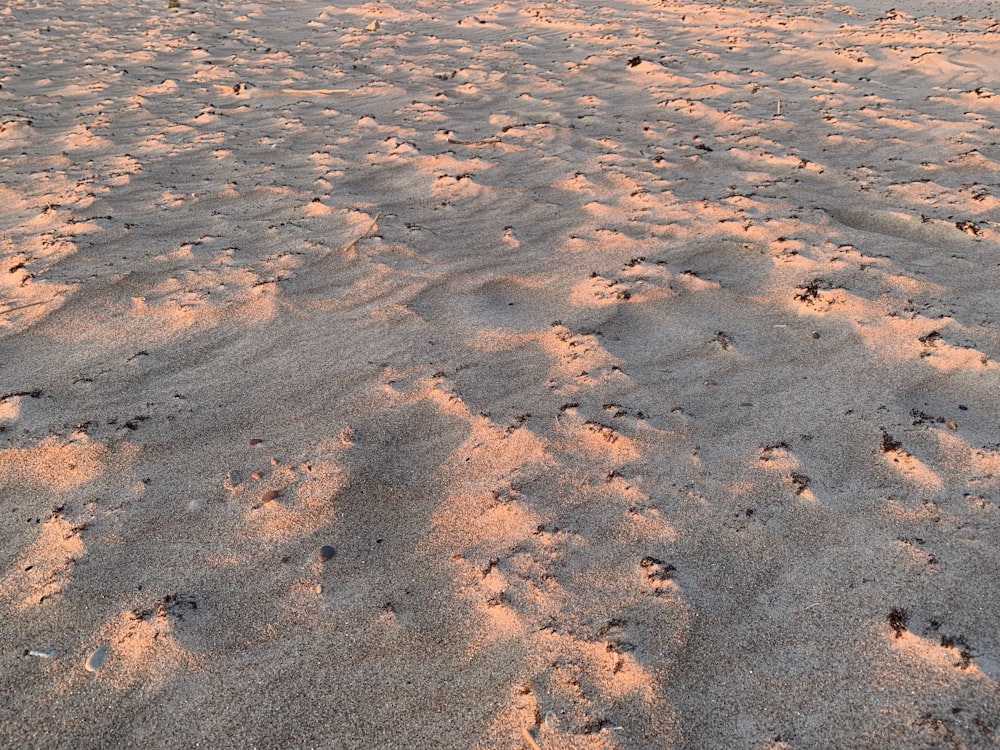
188 497 207 511
28 648 56 658
85 645 109 672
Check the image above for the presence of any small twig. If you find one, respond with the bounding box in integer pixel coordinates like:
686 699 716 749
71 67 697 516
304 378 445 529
0 295 63 315
449 121 553 147
448 136 502 146
404 222 438 234
336 213 381 255
804 601 826 610
281 88 351 95
211 84 351 95
521 727 542 750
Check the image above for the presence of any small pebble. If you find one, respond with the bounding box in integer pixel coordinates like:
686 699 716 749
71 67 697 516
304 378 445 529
249 438 263 446
318 545 336 561
261 490 279 504
28 648 56 659
188 497 207 512
315 584 324 594
85 645 108 672
812 331 820 339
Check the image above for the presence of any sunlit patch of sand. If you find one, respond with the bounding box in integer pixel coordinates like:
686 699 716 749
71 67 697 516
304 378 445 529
555 412 641 464
886 629 992 684
0 229 78 333
881 444 944 492
919 337 997 372
756 442 801 473
0 515 85 610
967 443 1000 479
0 436 111 491
467 567 529 640
567 271 665 308
0 395 21 422
0 119 39 150
784 280 994 371
881 496 948 526
0 185 30 213
535 326 619 385
57 123 113 151
541 631 657 705
86 611 202 690
302 198 333 217
621 503 679 544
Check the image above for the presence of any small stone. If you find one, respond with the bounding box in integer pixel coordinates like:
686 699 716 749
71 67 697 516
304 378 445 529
250 471 262 480
318 545 336 561
85 645 108 672
812 331 820 339
188 497 207 511
315 584 323 594
28 648 56 659
261 490 279 504
249 438 263 446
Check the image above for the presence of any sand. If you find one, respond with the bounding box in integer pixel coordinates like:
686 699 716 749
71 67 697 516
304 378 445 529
2 0 1000 747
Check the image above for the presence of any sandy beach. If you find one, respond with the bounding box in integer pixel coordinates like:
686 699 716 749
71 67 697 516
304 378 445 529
2 0 1000 747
